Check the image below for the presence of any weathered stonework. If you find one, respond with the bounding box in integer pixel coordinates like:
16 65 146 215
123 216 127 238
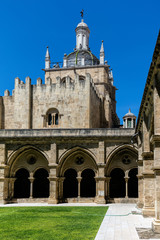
0 19 139 207
136 31 160 231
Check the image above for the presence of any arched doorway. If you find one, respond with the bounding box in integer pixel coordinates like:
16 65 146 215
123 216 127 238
80 169 96 197
63 169 78 198
128 168 138 197
110 168 125 198
33 168 49 198
14 168 30 198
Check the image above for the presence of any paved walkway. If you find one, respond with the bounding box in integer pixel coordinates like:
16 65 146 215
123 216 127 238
95 203 155 240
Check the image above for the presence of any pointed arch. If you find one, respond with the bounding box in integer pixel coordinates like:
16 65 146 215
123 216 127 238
105 144 138 176
57 146 98 177
7 145 49 177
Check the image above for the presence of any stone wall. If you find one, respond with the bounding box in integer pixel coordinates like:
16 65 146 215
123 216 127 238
0 73 103 129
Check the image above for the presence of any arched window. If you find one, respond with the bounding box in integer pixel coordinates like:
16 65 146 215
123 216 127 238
46 108 59 127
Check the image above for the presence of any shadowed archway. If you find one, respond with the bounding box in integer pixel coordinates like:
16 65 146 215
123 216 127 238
128 168 138 198
63 169 78 198
33 168 49 198
110 168 125 198
14 168 30 198
80 169 96 197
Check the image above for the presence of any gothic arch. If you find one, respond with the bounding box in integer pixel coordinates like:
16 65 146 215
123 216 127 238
7 145 49 178
105 144 138 176
7 145 49 166
57 146 98 177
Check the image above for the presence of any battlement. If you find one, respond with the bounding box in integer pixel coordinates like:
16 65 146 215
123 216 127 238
3 73 101 101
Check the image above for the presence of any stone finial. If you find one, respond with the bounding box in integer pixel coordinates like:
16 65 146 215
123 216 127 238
45 46 50 59
100 40 105 65
63 54 68 68
100 40 104 53
45 46 51 69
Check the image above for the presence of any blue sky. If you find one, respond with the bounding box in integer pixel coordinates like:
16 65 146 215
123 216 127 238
0 0 159 124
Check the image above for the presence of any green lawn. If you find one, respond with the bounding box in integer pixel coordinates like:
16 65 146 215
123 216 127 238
0 206 108 240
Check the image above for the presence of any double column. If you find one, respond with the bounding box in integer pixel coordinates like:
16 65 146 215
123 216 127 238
77 172 82 199
29 173 34 199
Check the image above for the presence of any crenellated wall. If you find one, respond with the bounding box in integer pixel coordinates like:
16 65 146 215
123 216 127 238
0 73 102 129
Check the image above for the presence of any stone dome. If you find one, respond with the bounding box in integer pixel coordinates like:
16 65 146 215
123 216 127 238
123 109 136 118
66 50 99 67
77 19 88 28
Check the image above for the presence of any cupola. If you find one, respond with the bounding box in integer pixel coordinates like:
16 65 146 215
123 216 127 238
123 109 136 128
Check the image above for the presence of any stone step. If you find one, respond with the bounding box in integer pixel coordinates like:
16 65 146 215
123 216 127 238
16 198 48 203
108 198 138 203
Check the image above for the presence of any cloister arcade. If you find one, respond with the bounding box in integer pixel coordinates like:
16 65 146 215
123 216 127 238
5 145 138 203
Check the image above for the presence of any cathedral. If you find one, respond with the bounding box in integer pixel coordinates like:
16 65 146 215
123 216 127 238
0 18 141 208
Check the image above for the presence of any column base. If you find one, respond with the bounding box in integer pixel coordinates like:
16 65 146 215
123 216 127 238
95 196 106 204
48 197 58 204
0 199 5 204
142 207 155 217
152 219 160 233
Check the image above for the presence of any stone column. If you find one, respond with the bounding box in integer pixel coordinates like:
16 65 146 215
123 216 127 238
142 152 155 217
95 178 98 197
0 163 5 204
125 177 129 198
95 176 106 204
95 142 106 204
153 168 160 233
48 176 58 204
141 114 155 216
10 178 16 199
48 143 58 204
105 177 111 202
29 174 34 199
77 172 82 200
137 160 144 208
2 177 9 202
58 177 65 202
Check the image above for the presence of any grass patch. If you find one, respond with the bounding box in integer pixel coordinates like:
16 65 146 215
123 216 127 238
0 206 108 240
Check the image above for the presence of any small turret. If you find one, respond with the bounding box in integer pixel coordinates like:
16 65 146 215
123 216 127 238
75 19 90 50
123 109 136 128
45 46 51 69
100 40 105 65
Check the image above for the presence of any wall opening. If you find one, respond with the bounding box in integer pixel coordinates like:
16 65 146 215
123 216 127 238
63 169 78 198
80 169 96 197
110 168 125 198
128 168 138 198
14 168 30 198
33 168 49 198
